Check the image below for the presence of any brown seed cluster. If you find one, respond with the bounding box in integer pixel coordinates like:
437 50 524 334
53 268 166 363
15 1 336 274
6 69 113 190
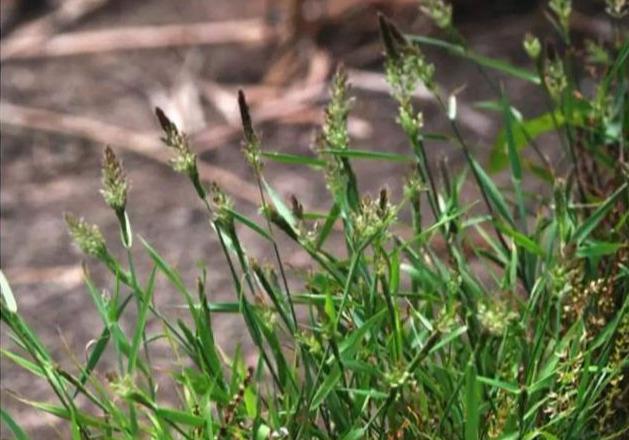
217 366 255 438
598 312 628 433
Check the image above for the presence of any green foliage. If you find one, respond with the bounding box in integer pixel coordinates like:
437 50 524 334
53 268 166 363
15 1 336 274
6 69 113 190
2 2 628 439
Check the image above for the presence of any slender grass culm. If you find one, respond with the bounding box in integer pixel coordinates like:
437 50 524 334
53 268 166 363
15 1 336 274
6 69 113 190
1 1 628 438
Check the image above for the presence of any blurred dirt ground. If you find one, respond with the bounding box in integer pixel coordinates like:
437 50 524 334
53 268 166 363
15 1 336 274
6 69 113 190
0 0 611 436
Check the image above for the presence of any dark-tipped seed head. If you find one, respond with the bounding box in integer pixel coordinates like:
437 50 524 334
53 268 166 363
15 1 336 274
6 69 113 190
155 106 174 133
238 90 255 144
238 89 263 171
378 13 399 60
291 195 304 220
154 107 199 177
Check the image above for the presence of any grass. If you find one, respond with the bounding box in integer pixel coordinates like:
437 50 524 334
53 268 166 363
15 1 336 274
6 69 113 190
1 1 628 438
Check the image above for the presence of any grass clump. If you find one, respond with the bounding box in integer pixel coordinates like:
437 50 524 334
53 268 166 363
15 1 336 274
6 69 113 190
1 1 628 438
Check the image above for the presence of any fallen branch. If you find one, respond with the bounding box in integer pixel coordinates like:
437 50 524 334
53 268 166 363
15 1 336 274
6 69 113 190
0 101 260 204
1 0 109 59
193 81 327 151
1 18 275 61
4 265 83 288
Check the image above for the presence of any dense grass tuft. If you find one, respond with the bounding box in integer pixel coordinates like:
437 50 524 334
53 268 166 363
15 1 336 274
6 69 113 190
2 1 628 438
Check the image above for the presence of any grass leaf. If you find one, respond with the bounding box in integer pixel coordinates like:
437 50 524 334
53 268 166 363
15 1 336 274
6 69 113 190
572 183 627 244
0 270 17 313
465 364 481 440
0 409 30 440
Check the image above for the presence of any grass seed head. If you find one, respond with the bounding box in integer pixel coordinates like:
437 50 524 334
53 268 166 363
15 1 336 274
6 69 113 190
352 191 396 241
598 312 628 432
605 0 628 18
397 104 424 140
585 39 610 65
419 0 453 29
314 67 355 194
209 182 234 228
100 146 128 213
523 33 542 60
381 16 435 100
238 90 263 173
544 58 568 99
290 195 304 220
487 391 514 439
323 67 351 151
404 171 424 201
477 301 517 336
64 213 107 258
549 0 572 35
155 107 198 177
378 13 403 60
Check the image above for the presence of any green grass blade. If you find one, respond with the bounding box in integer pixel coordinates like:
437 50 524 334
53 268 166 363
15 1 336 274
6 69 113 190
496 223 544 256
75 328 110 393
1 349 44 378
500 93 526 227
140 237 194 307
576 240 623 258
470 158 515 227
0 270 17 313
429 325 468 354
322 148 413 162
228 209 273 241
316 202 340 249
476 376 520 394
464 364 481 440
11 397 108 429
154 407 205 426
408 35 540 84
262 178 298 231
128 266 157 373
262 151 325 168
0 408 30 440
309 365 342 411
572 183 627 244
339 309 386 357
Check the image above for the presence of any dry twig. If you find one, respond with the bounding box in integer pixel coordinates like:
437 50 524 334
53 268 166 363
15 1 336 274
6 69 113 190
4 265 83 288
1 19 275 61
194 81 327 151
0 101 260 203
1 0 109 59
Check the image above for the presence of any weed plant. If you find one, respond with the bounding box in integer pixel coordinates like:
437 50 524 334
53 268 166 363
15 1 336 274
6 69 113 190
1 1 628 438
